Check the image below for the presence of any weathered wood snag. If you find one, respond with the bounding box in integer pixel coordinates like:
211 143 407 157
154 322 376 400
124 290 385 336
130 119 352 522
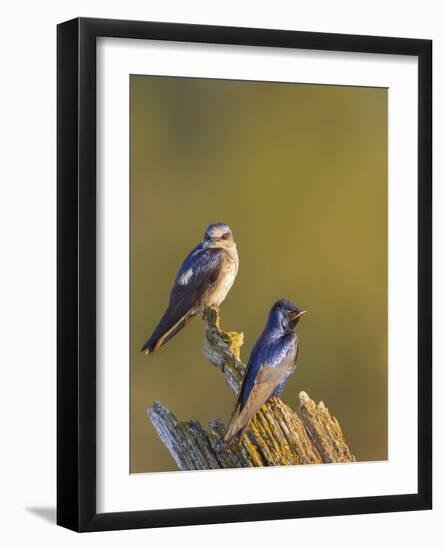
147 307 355 469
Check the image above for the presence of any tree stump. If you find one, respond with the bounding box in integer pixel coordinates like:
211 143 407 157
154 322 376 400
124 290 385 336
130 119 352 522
147 307 355 470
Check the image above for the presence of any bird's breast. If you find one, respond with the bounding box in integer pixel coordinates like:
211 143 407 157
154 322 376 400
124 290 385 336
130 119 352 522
205 248 238 307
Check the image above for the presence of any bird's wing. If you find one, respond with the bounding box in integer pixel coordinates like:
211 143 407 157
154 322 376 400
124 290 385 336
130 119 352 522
239 333 298 407
141 246 225 353
225 336 298 442
169 245 225 316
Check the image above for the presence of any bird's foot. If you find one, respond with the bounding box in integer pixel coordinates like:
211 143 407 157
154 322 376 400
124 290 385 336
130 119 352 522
204 305 221 330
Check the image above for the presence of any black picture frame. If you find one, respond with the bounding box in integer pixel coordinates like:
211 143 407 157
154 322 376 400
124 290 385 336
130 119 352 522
57 17 432 532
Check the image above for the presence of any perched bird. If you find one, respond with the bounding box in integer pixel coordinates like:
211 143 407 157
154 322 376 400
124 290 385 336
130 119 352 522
141 223 239 354
224 299 307 443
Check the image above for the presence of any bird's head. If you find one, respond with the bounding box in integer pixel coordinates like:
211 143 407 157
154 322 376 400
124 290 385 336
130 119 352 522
269 299 308 332
202 223 235 249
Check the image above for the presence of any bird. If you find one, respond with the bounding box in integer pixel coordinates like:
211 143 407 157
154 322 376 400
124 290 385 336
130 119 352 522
224 299 307 443
141 223 239 354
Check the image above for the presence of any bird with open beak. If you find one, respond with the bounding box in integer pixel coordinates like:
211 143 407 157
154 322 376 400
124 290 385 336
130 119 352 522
141 223 239 354
224 299 307 443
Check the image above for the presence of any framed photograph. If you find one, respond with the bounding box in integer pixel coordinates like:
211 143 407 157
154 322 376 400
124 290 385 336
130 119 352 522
57 17 432 532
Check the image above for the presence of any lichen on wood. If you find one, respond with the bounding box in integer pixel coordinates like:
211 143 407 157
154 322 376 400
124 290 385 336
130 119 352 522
147 307 355 470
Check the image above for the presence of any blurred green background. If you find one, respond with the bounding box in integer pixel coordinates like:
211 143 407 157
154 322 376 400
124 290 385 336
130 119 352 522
130 75 387 473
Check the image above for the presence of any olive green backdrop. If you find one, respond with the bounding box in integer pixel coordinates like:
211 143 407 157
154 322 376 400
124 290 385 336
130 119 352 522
130 75 387 473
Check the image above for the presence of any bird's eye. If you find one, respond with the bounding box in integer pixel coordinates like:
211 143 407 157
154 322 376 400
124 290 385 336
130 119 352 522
221 232 230 240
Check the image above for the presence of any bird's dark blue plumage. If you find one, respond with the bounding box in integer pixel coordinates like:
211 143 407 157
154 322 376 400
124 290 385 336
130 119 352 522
225 299 307 442
142 224 238 354
174 243 222 292
240 332 297 407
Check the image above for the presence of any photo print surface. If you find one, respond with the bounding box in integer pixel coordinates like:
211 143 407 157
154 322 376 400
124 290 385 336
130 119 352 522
130 75 387 473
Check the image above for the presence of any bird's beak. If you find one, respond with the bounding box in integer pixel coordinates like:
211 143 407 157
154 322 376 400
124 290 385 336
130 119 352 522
289 310 308 320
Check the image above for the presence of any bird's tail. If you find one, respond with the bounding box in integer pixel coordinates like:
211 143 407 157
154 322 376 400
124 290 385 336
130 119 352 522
224 407 253 444
141 310 196 355
224 384 275 444
224 391 250 444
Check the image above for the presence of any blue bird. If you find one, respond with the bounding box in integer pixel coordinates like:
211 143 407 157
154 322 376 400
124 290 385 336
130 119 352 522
141 223 239 354
224 299 307 443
